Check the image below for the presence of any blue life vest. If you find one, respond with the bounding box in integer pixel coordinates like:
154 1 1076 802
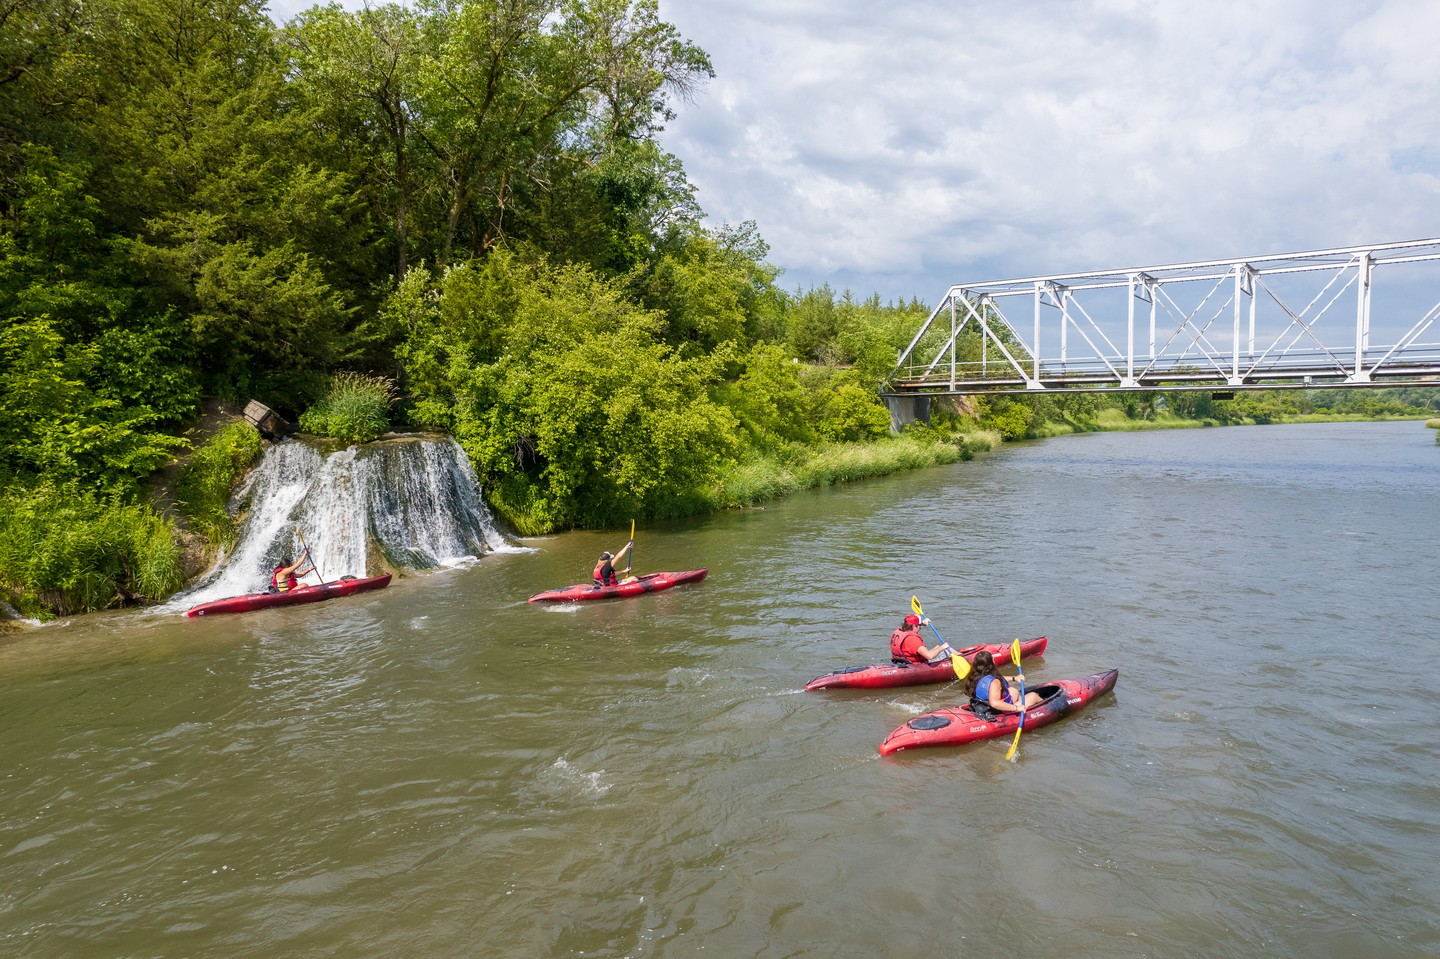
974 674 1012 705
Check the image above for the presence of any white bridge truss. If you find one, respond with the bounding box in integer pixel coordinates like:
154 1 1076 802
888 239 1440 395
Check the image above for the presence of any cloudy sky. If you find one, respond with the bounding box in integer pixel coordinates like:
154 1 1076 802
268 0 1440 307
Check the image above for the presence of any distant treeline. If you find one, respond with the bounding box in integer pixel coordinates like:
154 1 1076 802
2 0 1436 617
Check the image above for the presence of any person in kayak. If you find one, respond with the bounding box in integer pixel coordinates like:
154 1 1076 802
271 550 316 592
964 650 1042 717
592 540 634 588
889 613 948 664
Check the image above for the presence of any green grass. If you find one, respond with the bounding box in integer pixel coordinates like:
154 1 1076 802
0 483 185 617
710 434 982 509
176 421 263 548
299 372 399 444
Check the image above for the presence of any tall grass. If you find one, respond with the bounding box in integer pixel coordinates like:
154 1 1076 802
300 372 398 444
176 422 263 547
0 483 185 616
710 434 982 509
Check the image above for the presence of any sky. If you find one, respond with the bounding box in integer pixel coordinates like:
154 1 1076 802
266 0 1440 308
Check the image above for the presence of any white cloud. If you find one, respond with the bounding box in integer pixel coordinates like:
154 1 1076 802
657 0 1440 302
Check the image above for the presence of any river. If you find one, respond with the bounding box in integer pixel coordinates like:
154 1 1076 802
1 420 1437 958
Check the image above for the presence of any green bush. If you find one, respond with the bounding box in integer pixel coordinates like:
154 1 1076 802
0 483 185 616
176 421 263 546
299 372 399 444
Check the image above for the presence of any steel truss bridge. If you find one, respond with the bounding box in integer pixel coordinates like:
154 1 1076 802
887 239 1440 398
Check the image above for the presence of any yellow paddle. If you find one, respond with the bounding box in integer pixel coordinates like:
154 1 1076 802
910 596 969 680
1005 637 1025 761
621 518 635 577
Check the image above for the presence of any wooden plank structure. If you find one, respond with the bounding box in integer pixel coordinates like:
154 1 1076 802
243 399 288 438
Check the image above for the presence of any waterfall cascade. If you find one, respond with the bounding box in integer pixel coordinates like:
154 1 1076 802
179 435 521 605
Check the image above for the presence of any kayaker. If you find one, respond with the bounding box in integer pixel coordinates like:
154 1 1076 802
271 550 316 592
964 650 1042 717
889 613 947 664
592 540 634 588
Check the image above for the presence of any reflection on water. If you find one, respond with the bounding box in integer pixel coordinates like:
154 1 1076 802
1 421 1438 958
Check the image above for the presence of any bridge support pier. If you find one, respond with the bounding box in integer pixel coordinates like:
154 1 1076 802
882 393 931 432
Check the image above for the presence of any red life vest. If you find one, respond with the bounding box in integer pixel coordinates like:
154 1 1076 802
593 559 616 587
889 627 926 663
272 566 299 592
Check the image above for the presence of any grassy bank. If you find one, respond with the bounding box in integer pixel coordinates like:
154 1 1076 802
695 408 1437 519
1036 408 1435 436
707 431 996 510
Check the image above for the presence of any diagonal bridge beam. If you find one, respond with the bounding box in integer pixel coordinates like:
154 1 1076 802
887 238 1440 397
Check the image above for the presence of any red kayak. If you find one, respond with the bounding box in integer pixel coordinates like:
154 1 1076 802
878 669 1118 755
527 568 708 603
185 575 393 617
804 637 1049 691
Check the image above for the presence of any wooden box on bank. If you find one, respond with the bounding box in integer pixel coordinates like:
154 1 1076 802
243 400 288 438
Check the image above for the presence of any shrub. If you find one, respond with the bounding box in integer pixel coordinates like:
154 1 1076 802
0 483 185 616
299 372 398 444
176 421 263 546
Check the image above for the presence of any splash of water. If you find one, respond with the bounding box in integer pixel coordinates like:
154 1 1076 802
178 435 519 605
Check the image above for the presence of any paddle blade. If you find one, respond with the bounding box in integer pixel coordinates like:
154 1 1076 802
1010 638 1022 666
910 595 924 618
951 652 970 680
1005 725 1022 761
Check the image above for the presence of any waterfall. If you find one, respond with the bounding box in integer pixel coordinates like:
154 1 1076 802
177 435 520 605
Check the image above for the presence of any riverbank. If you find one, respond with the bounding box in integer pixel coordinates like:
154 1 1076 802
701 409 1435 515
3 404 1432 624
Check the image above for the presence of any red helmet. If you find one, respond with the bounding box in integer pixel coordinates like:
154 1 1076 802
904 614 920 626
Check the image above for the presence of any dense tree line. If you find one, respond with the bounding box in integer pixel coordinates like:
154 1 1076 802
0 0 933 613
1 0 1434 615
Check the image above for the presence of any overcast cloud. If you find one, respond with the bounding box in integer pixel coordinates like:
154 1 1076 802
268 0 1440 306
653 0 1440 303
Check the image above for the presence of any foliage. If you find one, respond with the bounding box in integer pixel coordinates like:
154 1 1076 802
0 481 184 616
396 253 740 532
716 343 818 447
0 318 189 486
299 372 399 444
974 394 1039 439
175 421 263 546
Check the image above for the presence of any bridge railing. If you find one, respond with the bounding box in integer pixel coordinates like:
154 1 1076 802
888 239 1440 395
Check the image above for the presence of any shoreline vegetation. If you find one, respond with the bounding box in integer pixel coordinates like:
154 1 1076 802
2 401 1433 627
3 0 1438 623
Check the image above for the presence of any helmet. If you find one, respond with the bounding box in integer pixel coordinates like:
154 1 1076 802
904 614 920 626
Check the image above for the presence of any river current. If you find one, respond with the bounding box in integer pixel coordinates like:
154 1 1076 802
1 420 1437 958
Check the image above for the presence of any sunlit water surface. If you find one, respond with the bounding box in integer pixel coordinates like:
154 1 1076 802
2 420 1437 958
